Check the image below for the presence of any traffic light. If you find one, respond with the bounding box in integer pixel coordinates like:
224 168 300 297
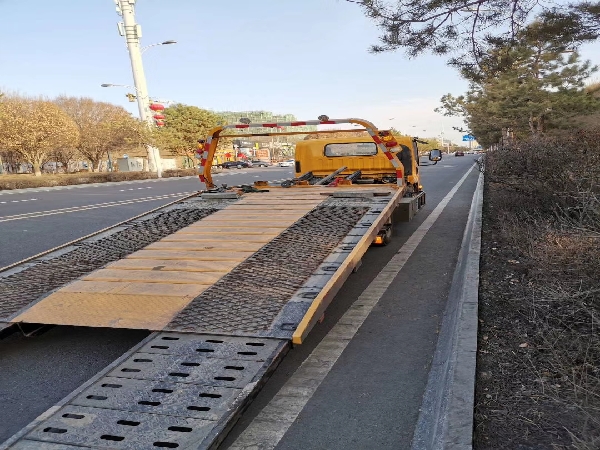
126 93 137 102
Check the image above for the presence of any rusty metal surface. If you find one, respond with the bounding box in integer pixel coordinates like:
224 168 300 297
0 207 219 320
165 206 370 335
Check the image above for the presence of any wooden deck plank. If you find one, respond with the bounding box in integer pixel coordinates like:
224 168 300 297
183 223 290 229
161 234 273 243
60 280 207 297
172 229 280 236
144 241 265 252
13 292 195 330
224 204 320 209
84 269 225 285
105 259 238 272
127 250 253 261
203 215 305 221
117 282 208 296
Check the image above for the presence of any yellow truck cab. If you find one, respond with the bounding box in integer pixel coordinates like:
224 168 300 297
294 134 421 191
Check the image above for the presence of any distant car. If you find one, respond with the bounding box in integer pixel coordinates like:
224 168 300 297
278 159 295 167
251 160 273 167
220 161 252 169
455 151 465 157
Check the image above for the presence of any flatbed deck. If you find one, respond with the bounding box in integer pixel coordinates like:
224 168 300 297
0 185 416 450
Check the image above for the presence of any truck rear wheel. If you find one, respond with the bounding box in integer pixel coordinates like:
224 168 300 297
374 215 394 246
381 224 392 245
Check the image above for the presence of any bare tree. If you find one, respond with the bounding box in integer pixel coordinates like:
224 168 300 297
54 96 146 172
0 95 79 176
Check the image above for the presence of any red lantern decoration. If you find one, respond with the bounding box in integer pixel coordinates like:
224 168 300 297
237 153 245 158
150 103 165 111
155 121 165 127
224 153 232 159
153 114 165 120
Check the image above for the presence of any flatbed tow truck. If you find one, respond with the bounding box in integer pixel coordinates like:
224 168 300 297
0 117 441 450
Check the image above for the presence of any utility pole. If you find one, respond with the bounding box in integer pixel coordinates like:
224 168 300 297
115 0 162 177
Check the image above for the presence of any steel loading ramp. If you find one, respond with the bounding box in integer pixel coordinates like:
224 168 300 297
1 187 402 343
5 332 290 450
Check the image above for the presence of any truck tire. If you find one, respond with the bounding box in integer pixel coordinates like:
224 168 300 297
382 212 395 245
381 224 392 245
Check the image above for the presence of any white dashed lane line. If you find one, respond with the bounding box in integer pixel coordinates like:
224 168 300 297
119 187 153 192
0 198 38 204
0 193 191 222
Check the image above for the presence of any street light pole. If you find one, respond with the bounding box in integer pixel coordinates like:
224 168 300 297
115 0 162 177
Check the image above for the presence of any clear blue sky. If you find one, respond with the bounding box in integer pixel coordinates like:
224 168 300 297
1 0 599 143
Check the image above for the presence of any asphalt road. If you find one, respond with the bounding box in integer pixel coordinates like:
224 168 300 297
0 167 292 267
0 156 480 445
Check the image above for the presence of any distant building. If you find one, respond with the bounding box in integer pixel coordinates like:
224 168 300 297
216 111 317 135
212 110 316 162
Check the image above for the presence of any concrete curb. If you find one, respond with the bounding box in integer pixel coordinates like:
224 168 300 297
0 175 199 196
411 168 483 450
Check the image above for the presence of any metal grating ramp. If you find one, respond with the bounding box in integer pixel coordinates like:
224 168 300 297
12 332 288 450
9 192 327 330
165 205 369 336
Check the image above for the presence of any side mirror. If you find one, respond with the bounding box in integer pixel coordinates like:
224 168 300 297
429 149 443 161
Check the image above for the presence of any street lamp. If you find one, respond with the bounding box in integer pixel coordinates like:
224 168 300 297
113 0 175 177
141 40 177 54
101 83 174 104
101 83 168 173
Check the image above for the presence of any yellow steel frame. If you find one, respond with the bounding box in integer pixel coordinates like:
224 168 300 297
201 118 393 188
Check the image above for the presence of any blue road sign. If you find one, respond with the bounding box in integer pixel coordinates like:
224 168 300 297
462 134 475 142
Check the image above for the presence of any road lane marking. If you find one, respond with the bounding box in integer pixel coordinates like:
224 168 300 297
229 165 477 450
0 193 192 223
1 195 175 218
2 199 43 203
119 187 153 192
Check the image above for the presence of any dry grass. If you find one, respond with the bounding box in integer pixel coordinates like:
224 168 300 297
475 131 600 449
162 168 198 178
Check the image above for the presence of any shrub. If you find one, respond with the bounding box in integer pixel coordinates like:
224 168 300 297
484 129 600 232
